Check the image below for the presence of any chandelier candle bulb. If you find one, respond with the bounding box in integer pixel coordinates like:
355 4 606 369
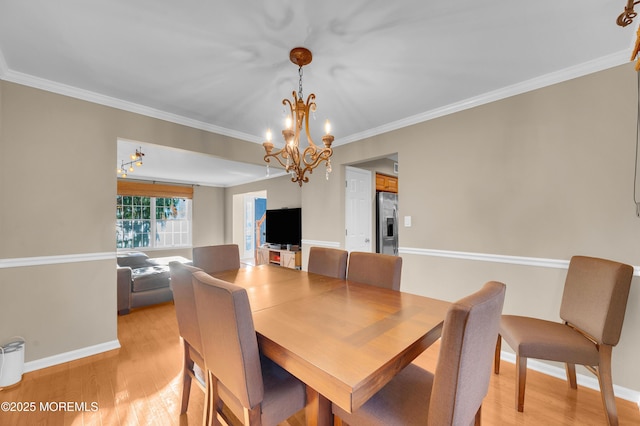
325 120 331 135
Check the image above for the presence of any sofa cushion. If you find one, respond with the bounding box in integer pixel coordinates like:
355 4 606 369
117 251 151 268
131 266 171 292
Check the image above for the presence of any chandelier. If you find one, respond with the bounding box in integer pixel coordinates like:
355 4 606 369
262 47 334 186
117 147 145 178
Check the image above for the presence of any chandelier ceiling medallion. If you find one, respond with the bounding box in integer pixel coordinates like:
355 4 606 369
262 47 334 186
117 147 145 178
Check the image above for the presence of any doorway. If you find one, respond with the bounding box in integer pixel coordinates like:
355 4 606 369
232 190 267 264
345 155 399 254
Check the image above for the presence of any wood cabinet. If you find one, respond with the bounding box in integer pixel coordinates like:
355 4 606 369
376 173 398 193
256 247 301 269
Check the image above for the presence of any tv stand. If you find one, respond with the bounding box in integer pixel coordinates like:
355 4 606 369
256 247 301 270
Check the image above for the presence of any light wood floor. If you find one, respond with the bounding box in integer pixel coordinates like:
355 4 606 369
1 302 639 425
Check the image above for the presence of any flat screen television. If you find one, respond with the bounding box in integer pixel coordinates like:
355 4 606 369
265 207 301 247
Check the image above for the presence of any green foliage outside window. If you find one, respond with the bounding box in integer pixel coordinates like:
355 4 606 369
116 195 191 249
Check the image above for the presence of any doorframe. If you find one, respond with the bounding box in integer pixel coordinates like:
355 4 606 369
345 166 373 253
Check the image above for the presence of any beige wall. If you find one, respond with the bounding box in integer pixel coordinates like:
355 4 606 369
300 63 640 391
192 185 225 248
1 62 640 394
0 81 238 361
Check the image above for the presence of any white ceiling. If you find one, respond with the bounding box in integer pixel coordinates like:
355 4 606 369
0 1 636 186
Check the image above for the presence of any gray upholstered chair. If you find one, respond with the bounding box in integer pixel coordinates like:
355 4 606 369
192 244 241 275
347 251 402 290
307 247 348 279
494 255 633 426
333 281 506 426
169 261 206 415
191 271 306 426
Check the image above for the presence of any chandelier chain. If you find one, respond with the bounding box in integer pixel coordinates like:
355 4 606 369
298 66 304 99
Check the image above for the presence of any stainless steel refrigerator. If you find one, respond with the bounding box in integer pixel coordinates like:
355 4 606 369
376 191 399 255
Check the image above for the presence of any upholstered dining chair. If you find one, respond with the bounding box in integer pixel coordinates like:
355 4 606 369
307 246 348 279
347 251 402 290
168 261 206 415
191 271 306 426
192 244 241 274
494 255 633 426
332 281 506 426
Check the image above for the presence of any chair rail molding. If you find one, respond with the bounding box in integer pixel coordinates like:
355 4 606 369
399 247 640 276
0 252 115 269
301 239 341 248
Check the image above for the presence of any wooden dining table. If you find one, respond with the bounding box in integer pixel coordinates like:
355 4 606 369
212 264 451 426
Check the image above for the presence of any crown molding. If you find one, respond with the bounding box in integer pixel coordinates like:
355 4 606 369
0 68 262 144
0 48 632 147
337 50 633 145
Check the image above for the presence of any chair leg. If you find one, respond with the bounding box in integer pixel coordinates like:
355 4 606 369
597 345 619 426
243 406 261 425
204 370 212 426
180 340 193 414
494 335 502 374
515 353 527 412
474 404 482 426
204 370 221 426
565 362 577 389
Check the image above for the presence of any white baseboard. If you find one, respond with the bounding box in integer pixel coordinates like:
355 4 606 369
24 340 121 373
499 351 640 408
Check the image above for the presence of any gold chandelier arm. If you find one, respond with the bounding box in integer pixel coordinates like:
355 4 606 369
618 0 640 26
303 93 318 148
302 145 332 169
263 146 291 169
282 97 294 119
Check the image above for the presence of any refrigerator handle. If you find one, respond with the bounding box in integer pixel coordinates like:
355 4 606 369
393 207 398 255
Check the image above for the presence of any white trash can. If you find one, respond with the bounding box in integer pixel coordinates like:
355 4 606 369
0 338 25 388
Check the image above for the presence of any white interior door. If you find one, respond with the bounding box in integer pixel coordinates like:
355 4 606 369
345 166 372 253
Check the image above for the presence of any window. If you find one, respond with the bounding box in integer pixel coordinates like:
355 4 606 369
116 181 193 249
116 195 192 249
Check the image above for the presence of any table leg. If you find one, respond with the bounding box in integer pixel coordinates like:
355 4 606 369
305 386 332 426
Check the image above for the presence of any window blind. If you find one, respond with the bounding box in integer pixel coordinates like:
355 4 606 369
117 181 193 199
